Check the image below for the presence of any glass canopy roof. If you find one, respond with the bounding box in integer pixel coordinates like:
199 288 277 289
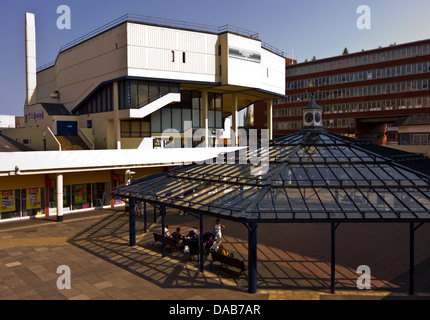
114 129 430 223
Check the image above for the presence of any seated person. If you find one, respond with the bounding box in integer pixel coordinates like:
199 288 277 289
217 245 234 258
164 225 172 237
172 227 184 244
187 229 198 240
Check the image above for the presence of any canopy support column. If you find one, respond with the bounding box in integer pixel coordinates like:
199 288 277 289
143 201 147 233
161 205 166 257
409 222 424 295
410 222 415 295
248 222 259 294
330 223 339 294
129 198 136 246
199 213 204 272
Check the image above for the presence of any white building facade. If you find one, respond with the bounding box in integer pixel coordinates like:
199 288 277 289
0 13 286 222
5 13 285 151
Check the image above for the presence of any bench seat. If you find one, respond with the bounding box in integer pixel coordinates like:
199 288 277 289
210 251 247 278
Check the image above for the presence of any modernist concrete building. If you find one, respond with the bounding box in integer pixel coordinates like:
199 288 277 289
255 38 430 146
0 13 286 222
4 13 285 151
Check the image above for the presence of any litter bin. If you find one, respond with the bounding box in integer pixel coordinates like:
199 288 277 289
189 238 199 260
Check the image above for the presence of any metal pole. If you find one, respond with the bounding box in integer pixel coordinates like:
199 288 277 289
409 222 415 295
161 205 166 257
330 223 336 294
144 201 147 233
248 223 258 294
129 198 136 246
199 213 204 272
154 204 157 223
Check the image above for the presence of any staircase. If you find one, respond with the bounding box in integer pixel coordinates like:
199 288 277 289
56 136 90 150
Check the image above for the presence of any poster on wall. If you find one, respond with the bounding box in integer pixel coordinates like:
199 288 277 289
74 184 88 204
27 188 41 209
1 190 15 212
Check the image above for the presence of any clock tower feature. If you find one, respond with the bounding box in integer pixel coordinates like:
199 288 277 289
302 97 323 129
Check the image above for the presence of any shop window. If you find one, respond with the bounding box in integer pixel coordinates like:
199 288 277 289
49 186 70 212
22 188 45 217
72 184 91 210
93 182 111 208
0 190 21 220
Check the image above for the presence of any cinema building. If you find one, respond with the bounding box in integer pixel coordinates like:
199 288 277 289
255 38 430 148
0 13 285 221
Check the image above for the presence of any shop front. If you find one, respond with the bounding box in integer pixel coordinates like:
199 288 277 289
0 160 170 222
1 188 45 220
46 171 113 215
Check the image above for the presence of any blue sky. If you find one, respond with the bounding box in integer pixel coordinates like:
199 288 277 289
1 0 430 116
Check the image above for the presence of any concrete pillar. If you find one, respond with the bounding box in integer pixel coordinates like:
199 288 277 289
56 174 64 222
267 99 273 141
231 93 239 146
202 90 209 148
113 82 121 150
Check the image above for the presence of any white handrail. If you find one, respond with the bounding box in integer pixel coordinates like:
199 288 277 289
47 127 62 151
79 129 95 150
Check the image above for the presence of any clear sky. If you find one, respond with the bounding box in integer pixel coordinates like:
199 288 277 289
1 0 430 116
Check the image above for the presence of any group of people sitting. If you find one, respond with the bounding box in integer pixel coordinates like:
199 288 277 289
163 225 198 252
163 219 232 256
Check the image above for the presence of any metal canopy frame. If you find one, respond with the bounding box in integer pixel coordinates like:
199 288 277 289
114 129 430 294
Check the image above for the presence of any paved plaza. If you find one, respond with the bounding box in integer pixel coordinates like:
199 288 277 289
1 207 430 300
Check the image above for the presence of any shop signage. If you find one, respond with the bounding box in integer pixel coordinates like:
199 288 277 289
27 188 41 209
29 110 44 121
1 190 15 212
74 184 88 204
229 46 261 63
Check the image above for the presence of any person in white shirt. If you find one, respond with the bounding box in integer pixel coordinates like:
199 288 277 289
164 225 172 237
211 219 225 251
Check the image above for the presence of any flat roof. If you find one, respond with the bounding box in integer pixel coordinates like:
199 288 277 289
37 13 285 72
288 38 430 68
0 146 241 176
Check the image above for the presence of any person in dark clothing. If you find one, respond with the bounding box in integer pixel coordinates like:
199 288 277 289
172 227 184 245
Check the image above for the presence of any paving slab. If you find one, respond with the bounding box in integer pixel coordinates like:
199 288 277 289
0 208 430 301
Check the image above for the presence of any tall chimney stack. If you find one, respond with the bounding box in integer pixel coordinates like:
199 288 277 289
25 12 37 106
